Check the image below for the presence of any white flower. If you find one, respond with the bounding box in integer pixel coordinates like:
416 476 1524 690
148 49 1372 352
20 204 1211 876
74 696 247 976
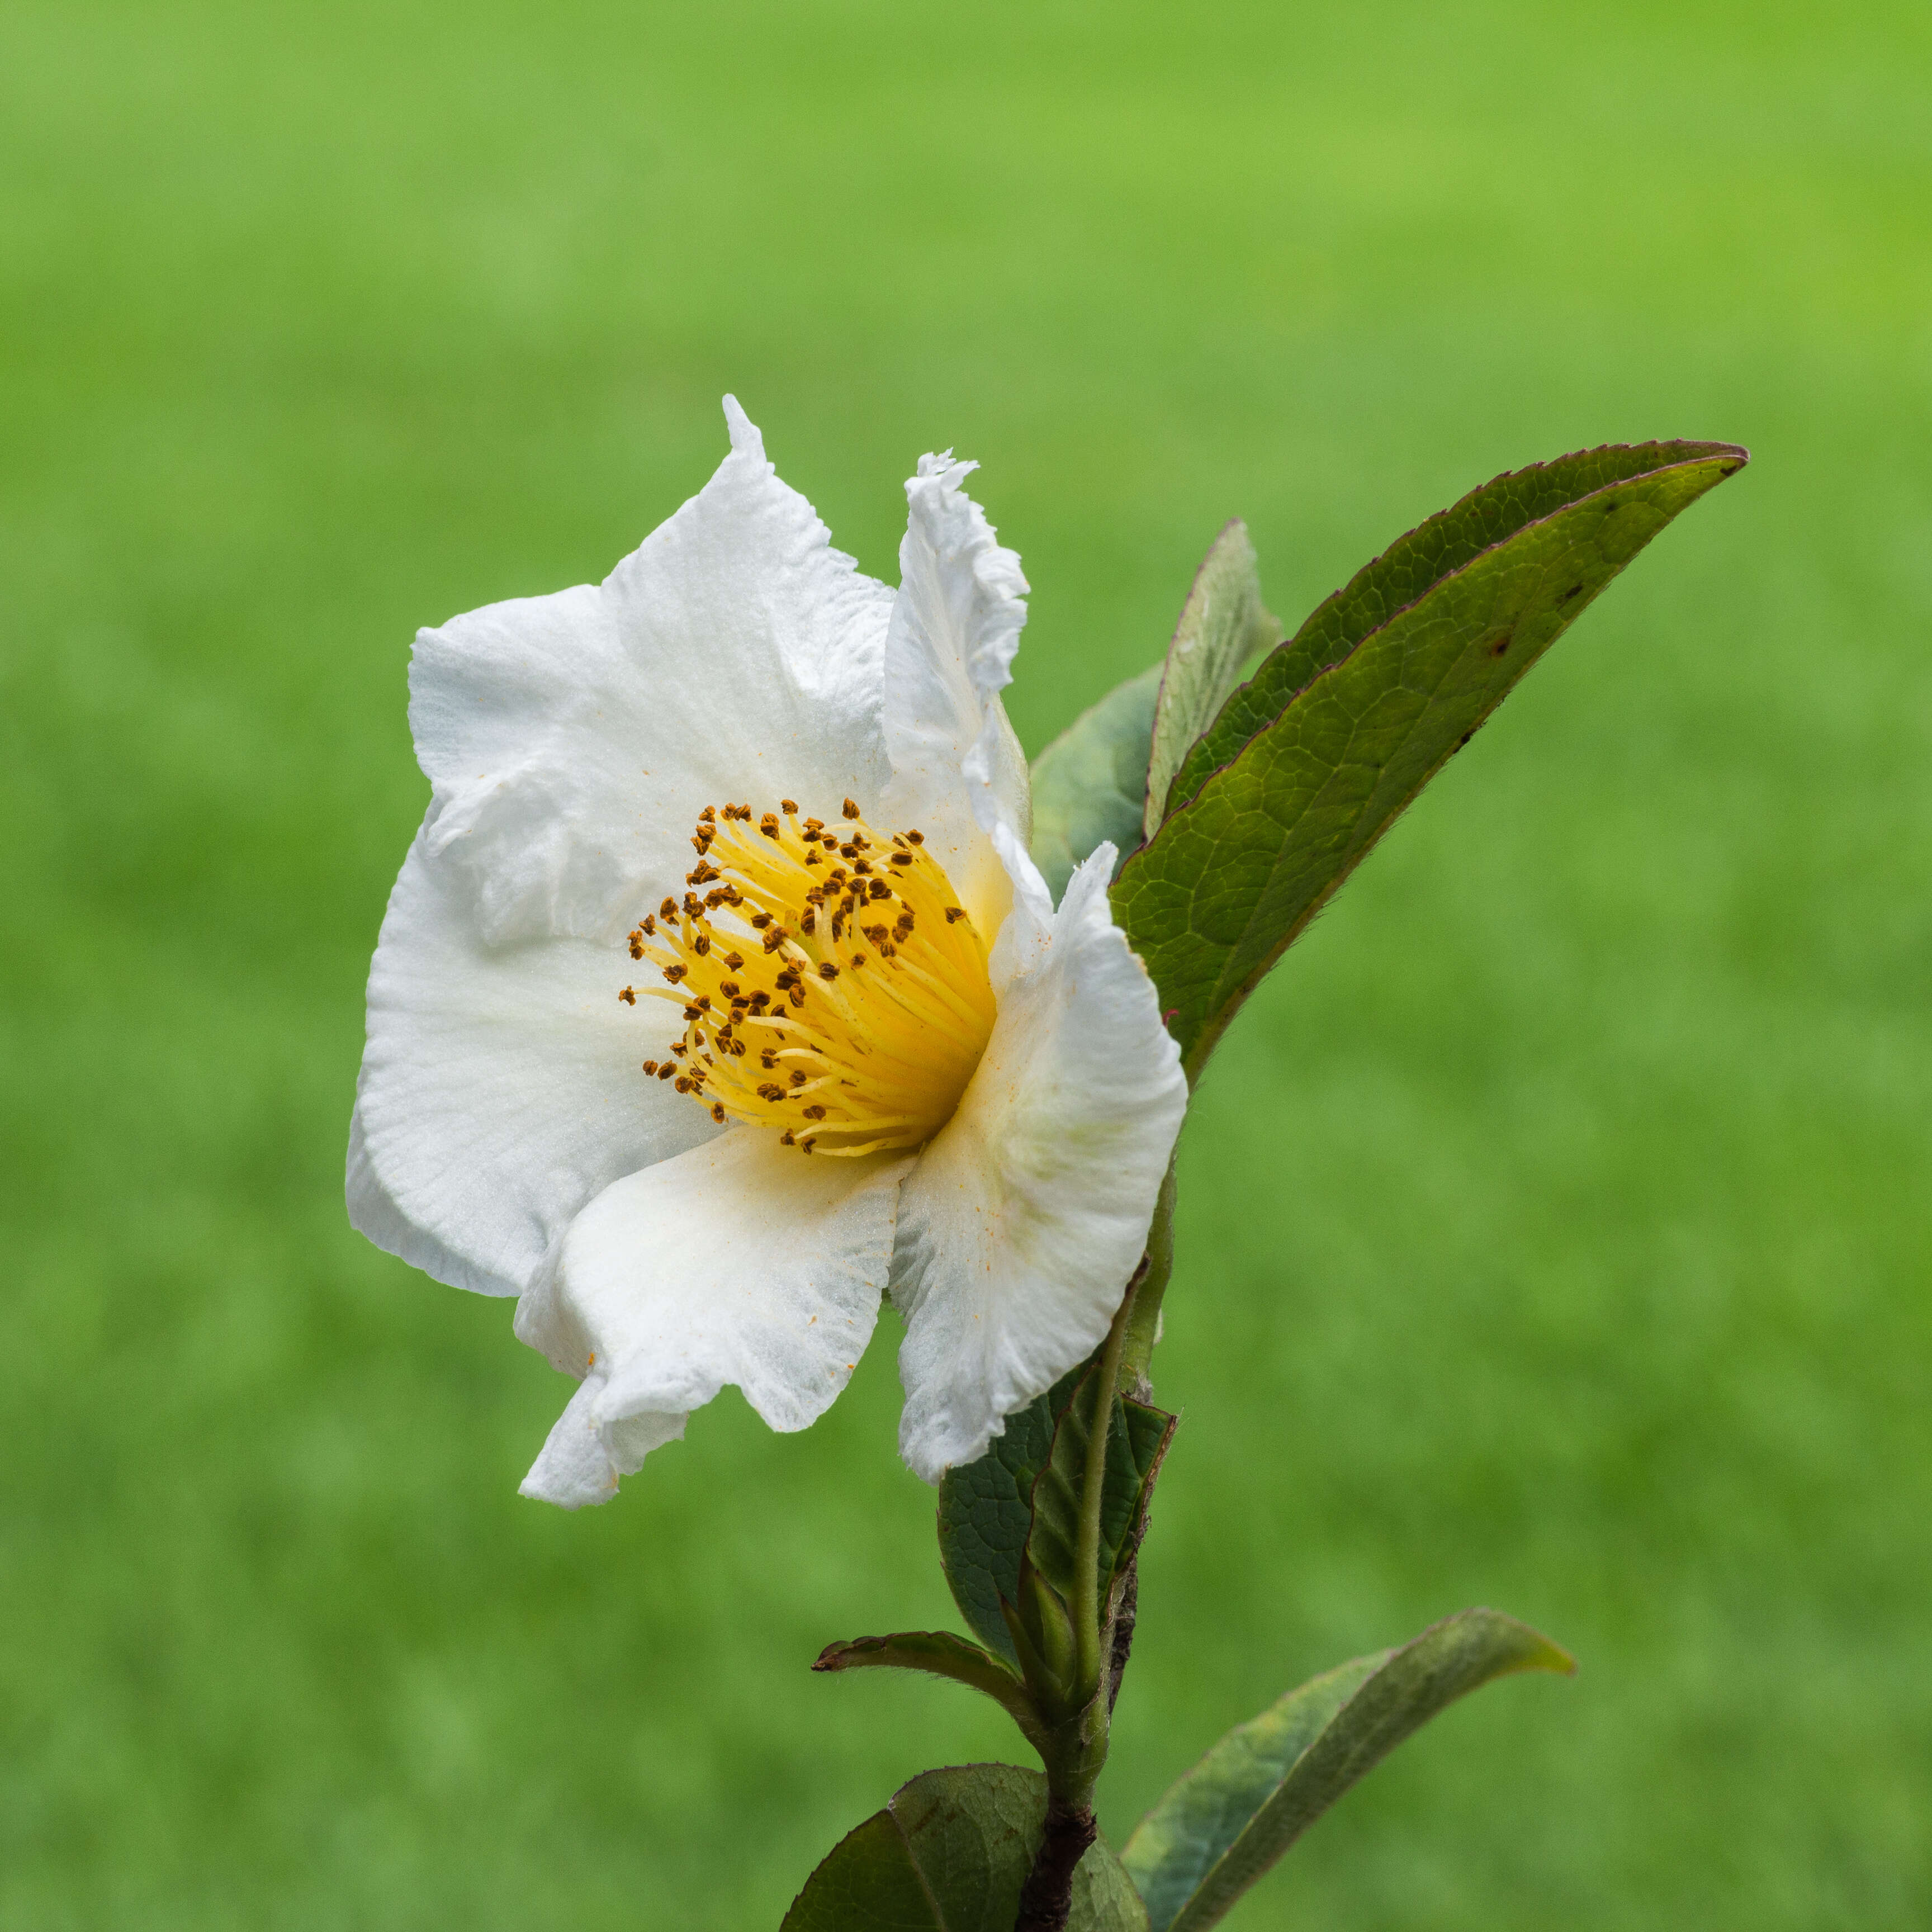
348 399 1188 1505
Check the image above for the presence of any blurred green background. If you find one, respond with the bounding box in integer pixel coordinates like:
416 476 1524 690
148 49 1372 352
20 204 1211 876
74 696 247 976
3 0 1928 1925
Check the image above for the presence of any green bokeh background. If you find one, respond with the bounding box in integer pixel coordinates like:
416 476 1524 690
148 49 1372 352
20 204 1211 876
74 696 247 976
4 1 1928 1925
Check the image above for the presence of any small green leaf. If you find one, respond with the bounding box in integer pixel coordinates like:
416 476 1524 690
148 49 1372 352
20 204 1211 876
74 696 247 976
1143 519 1282 840
1104 1398 1177 1614
783 1764 1149 1931
1027 1371 1177 1619
1113 441 1748 1076
813 1631 1044 1748
1030 663 1163 902
1024 1366 1100 1606
937 1366 1085 1667
1121 1608 1574 1932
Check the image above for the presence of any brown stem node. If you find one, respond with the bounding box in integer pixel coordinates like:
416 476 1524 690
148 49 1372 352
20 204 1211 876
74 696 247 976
1014 1798 1097 1932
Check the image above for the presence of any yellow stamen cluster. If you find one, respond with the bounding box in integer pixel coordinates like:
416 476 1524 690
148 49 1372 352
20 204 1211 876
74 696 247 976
618 797 996 1157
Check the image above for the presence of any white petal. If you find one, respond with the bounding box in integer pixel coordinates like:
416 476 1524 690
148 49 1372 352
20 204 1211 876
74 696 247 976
879 453 1033 931
520 1378 688 1510
352 399 902 1296
410 396 896 950
892 846 1188 1482
513 1129 910 1504
350 840 716 1296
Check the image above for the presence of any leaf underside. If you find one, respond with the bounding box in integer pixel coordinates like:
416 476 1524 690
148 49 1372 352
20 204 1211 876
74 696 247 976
1027 1366 1177 1615
1029 662 1163 903
937 1355 1175 1675
1120 1608 1575 1932
937 1367 1083 1666
1143 518 1281 841
1112 439 1748 1077
782 1763 1149 1932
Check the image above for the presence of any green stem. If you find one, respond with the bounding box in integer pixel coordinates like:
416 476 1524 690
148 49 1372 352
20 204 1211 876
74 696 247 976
1119 1158 1178 1396
1072 1291 1131 1704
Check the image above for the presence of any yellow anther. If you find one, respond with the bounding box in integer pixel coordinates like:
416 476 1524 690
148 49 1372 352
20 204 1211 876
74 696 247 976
622 799 996 1156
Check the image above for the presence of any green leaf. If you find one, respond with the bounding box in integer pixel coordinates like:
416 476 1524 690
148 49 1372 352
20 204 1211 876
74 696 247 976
783 1763 1150 1931
1029 662 1162 902
1027 1370 1177 1618
1104 1398 1177 1613
813 1631 1044 1749
1120 1608 1574 1932
936 1366 1085 1668
1112 441 1748 1076
1143 519 1282 840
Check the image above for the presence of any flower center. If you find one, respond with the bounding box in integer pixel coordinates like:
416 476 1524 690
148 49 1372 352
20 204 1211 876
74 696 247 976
621 799 997 1157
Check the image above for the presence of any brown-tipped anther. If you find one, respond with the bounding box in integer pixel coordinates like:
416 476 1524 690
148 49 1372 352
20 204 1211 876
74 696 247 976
803 817 824 832
692 934 711 956
673 1076 692 1094
720 981 740 997
750 911 773 929
842 798 861 820
619 987 637 1005
694 995 712 1011
761 1050 778 1069
641 1060 658 1075
945 906 967 923
722 951 744 970
788 987 806 1007
757 1083 785 1102
788 1071 807 1087
641 915 656 935
849 953 866 969
817 962 839 979
660 897 677 918
780 799 798 815
906 828 924 844
688 861 719 885
683 893 703 915
759 813 782 840
802 1104 827 1120
868 879 891 900
710 1102 726 1124
889 851 913 868
656 1063 675 1081
629 938 644 959
662 963 688 983
698 805 716 823
779 1129 795 1145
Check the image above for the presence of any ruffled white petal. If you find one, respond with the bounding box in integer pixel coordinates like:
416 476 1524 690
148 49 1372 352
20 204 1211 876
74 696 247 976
351 400 899 1298
409 397 895 950
350 840 716 1297
891 846 1188 1482
513 1129 910 1505
879 453 1033 931
520 1379 688 1511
